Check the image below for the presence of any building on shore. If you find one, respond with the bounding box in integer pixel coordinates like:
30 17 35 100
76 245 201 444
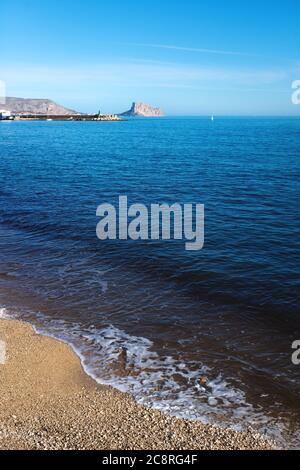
0 109 13 120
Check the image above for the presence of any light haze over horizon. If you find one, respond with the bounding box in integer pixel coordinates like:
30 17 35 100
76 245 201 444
1 0 300 116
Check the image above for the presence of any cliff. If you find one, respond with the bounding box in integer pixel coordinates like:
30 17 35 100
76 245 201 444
120 102 164 117
2 97 80 115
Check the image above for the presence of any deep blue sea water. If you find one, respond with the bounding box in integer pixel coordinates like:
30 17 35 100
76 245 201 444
0 117 299 447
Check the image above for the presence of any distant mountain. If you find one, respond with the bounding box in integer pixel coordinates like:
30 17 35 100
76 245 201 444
119 102 164 117
2 97 80 115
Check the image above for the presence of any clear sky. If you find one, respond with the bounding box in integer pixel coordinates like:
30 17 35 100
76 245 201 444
1 0 300 115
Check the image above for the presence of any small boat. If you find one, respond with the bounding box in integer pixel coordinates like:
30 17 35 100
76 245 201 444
46 119 53 121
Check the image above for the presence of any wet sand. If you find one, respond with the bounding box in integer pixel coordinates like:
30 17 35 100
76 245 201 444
0 319 273 450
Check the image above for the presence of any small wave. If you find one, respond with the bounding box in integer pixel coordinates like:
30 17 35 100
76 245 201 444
0 304 287 446
0 307 10 319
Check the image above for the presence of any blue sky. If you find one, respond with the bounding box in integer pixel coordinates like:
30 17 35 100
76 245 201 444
1 0 300 115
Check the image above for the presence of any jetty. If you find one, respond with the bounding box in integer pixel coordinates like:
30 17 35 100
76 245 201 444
13 113 124 122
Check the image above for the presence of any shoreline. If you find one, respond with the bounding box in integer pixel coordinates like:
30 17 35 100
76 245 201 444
3 113 125 122
0 318 273 450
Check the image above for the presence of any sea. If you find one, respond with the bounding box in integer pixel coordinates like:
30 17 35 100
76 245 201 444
0 117 299 448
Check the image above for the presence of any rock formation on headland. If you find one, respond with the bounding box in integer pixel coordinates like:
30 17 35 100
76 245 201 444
2 97 164 118
120 102 164 117
2 97 80 115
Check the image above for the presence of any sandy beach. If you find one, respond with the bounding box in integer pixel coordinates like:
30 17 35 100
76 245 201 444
0 318 273 450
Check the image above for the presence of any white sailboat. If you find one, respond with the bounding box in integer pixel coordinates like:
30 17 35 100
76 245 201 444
211 115 214 122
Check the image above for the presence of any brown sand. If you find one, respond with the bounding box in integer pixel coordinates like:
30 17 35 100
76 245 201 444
0 319 273 450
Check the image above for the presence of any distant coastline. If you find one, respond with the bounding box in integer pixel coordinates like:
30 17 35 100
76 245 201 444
0 98 164 121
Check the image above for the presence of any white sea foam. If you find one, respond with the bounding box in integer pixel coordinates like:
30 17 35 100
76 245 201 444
0 308 10 319
0 305 288 446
